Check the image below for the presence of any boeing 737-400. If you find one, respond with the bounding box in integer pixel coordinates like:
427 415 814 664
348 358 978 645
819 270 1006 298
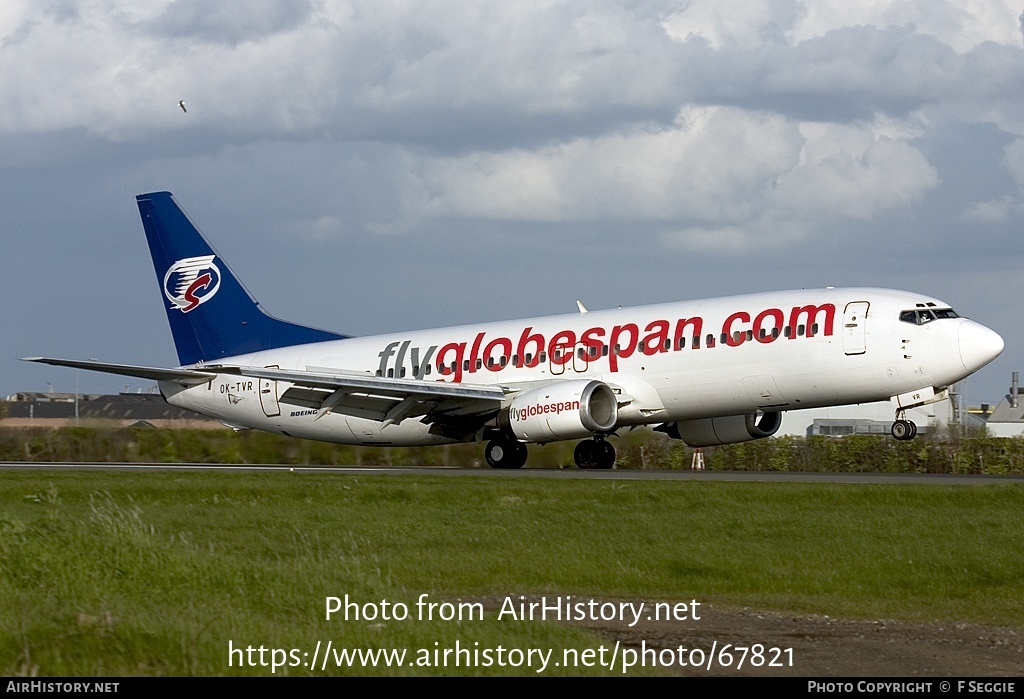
25 192 1005 469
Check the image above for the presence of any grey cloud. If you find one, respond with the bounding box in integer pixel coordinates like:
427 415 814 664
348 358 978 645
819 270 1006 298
144 0 315 45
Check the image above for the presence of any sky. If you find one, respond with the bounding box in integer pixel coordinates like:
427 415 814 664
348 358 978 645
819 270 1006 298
1 0 1021 409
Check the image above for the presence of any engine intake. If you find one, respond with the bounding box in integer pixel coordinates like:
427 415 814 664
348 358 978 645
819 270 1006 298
661 411 782 446
502 380 618 443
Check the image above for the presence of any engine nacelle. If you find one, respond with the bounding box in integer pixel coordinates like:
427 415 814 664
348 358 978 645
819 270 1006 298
502 380 618 443
662 411 782 447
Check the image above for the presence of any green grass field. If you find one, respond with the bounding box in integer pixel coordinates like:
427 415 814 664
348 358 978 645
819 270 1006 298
1 470 1021 675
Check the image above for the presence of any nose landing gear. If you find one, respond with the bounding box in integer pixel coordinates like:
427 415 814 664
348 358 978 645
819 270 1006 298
574 436 616 469
891 410 918 441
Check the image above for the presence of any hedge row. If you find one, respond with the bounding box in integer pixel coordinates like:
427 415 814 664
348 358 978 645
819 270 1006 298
0 426 1022 474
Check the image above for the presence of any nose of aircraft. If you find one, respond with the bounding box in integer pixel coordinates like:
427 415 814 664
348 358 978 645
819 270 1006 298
959 320 1004 373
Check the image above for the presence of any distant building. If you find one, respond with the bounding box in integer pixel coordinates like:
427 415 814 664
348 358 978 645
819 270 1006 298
985 372 1024 437
1 393 223 428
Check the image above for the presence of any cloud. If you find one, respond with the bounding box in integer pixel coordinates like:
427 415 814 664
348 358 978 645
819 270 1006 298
416 107 938 248
144 0 314 45
1 0 1024 145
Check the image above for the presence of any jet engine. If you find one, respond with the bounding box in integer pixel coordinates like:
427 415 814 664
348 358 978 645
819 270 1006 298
502 380 618 443
660 411 782 447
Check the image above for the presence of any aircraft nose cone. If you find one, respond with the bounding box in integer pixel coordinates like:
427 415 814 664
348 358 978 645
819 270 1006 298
959 321 1004 373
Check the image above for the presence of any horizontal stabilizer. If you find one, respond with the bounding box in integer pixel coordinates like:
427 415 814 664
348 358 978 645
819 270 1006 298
21 357 216 384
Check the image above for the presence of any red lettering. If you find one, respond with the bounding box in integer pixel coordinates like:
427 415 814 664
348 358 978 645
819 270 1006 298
673 317 703 350
722 311 750 347
581 326 606 360
608 323 639 372
642 320 670 355
467 332 485 373
516 327 545 368
548 330 576 366
788 303 836 338
483 337 512 372
753 308 784 344
436 342 466 382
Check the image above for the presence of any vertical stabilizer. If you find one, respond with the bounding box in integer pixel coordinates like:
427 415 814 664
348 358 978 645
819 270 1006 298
136 191 346 365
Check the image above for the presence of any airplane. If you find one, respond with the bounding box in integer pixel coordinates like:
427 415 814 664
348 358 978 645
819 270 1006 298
25 191 1005 469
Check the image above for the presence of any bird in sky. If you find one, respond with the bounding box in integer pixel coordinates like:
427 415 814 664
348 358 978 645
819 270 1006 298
178 100 187 113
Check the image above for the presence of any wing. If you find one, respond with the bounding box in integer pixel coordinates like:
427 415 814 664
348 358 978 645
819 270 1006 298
224 365 507 436
23 357 511 439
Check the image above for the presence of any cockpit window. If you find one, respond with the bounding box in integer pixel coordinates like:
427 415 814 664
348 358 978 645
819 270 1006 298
899 308 959 325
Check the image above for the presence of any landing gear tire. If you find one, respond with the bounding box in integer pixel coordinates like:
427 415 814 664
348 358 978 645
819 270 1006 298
485 438 527 469
574 438 616 470
891 419 918 441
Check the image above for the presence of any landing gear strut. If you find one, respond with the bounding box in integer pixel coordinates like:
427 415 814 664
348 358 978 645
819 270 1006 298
485 437 528 469
890 410 918 441
574 437 615 470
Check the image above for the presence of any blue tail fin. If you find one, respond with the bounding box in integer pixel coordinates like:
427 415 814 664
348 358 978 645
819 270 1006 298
137 191 346 366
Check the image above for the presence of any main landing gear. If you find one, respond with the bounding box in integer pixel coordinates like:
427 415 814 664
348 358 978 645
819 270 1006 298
574 436 616 470
484 434 617 469
484 436 528 469
890 410 918 441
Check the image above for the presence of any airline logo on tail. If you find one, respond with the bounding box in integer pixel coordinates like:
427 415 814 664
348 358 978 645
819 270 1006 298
163 255 221 313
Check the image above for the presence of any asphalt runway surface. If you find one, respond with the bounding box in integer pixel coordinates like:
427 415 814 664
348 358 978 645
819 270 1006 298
2 462 1022 484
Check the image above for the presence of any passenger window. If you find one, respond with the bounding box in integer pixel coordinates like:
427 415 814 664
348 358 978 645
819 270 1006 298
539 351 547 363
400 367 406 378
387 369 394 378
798 324 805 336
664 338 671 351
706 334 715 348
425 365 431 376
771 327 780 339
692 336 700 349
811 323 819 335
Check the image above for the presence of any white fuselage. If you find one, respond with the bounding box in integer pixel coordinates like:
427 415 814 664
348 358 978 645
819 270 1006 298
160 287 1000 445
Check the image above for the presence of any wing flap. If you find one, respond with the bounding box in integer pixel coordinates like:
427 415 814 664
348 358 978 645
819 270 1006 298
232 366 506 401
261 365 506 426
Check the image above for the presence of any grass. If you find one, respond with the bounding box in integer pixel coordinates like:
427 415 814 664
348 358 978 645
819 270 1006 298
0 470 1021 675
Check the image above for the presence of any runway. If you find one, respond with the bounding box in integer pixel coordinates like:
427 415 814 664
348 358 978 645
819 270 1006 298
1 461 1021 484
